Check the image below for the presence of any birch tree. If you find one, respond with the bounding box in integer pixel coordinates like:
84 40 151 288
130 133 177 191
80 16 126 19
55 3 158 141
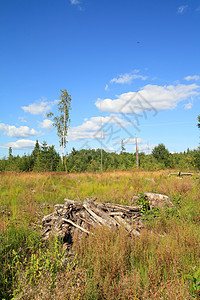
47 89 71 164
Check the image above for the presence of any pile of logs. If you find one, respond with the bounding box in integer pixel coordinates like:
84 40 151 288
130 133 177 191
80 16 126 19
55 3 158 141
41 197 144 246
41 193 173 250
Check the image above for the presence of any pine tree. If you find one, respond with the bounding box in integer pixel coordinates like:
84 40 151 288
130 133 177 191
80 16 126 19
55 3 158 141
40 141 49 171
32 140 42 171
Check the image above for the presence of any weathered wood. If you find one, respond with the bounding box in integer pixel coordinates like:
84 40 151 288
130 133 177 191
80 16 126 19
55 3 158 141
62 218 92 235
109 211 124 216
114 215 131 230
64 199 82 206
84 199 118 227
180 173 194 176
42 214 57 223
42 194 176 244
79 216 93 226
144 193 173 208
54 204 65 210
168 172 194 177
114 215 140 236
97 202 143 213
83 200 107 226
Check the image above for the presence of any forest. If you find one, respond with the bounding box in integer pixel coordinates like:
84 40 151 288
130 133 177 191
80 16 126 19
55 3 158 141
0 140 200 173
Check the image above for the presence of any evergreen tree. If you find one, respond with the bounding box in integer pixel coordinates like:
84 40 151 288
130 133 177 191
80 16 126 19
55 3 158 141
48 145 60 171
40 141 49 171
32 140 42 172
152 144 172 168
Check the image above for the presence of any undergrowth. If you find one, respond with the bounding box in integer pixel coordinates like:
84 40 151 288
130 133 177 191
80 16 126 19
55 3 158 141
0 170 199 299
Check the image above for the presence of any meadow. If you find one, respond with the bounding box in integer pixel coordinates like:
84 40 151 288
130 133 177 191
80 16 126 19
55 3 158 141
0 170 200 299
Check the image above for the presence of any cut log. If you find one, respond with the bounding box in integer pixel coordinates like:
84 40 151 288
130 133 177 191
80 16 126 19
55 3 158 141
144 193 173 208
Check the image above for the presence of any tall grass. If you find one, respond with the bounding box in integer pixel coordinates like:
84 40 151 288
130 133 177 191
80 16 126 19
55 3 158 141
0 170 199 299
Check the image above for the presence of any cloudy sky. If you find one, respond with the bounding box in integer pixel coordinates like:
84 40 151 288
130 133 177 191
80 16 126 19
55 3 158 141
0 0 200 157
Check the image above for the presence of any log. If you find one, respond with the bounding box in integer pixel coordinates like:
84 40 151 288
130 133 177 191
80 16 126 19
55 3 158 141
84 199 118 227
62 218 92 235
97 202 142 213
114 216 140 236
168 172 194 177
83 201 107 226
64 199 83 206
42 195 173 243
109 212 124 216
180 173 194 176
144 193 173 208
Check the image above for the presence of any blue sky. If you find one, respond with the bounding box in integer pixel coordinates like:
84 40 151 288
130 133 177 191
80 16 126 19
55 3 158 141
0 0 200 158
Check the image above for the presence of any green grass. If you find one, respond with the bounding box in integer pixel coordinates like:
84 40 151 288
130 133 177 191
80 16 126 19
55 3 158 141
0 170 199 299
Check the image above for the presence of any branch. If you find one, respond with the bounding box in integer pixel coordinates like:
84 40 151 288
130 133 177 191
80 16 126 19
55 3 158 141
62 218 92 235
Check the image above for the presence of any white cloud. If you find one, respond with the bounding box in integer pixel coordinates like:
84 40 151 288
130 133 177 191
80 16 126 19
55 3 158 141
105 84 109 91
0 123 39 138
184 75 200 81
177 5 188 14
137 144 155 153
68 115 128 142
70 0 80 4
18 116 27 123
116 138 144 145
110 71 147 84
105 147 115 152
38 119 54 131
0 139 37 150
184 102 193 109
22 99 58 115
95 84 199 114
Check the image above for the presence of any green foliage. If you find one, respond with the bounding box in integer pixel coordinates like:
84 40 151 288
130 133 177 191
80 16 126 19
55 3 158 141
142 207 161 223
24 238 65 288
136 193 150 213
140 154 163 170
152 143 172 168
193 148 200 170
0 143 200 173
171 193 182 207
197 115 200 129
185 267 200 296
0 224 41 299
120 139 125 154
47 89 71 148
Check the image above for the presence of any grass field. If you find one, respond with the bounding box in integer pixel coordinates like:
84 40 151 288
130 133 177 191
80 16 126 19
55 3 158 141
0 170 200 299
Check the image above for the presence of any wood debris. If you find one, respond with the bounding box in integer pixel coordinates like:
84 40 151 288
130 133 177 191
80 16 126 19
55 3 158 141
168 172 195 177
41 197 144 247
41 193 173 251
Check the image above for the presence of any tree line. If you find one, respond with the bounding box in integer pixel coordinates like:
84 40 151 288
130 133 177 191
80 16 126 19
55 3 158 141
0 141 199 172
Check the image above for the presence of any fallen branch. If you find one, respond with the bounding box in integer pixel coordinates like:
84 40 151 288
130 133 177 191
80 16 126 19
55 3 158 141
62 218 92 235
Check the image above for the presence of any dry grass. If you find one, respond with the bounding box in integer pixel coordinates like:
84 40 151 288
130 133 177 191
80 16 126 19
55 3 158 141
0 170 200 299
